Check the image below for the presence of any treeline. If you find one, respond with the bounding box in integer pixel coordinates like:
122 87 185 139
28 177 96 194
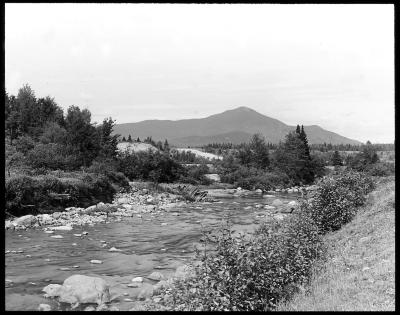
120 135 171 152
202 140 394 155
215 126 326 190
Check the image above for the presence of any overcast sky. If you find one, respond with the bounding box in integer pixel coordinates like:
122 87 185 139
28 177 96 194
5 3 394 143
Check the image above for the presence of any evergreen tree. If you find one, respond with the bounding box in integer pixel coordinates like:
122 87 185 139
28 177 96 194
128 134 132 142
122 136 126 142
296 124 301 134
299 125 311 159
331 150 343 166
164 139 170 152
136 137 140 142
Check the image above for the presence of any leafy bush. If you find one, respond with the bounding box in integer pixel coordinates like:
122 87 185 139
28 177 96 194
366 162 395 177
26 143 81 170
14 135 35 154
179 164 213 185
159 171 374 311
304 171 375 233
117 150 184 183
5 172 118 216
162 211 324 311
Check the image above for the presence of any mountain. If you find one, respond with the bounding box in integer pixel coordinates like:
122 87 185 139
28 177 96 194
113 106 361 146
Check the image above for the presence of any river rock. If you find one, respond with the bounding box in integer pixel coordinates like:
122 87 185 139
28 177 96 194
287 200 299 209
40 214 53 225
90 260 103 264
264 205 276 210
132 276 144 283
58 275 111 305
272 199 283 207
255 189 263 194
237 187 242 191
84 306 96 311
5 220 14 230
52 212 62 219
38 303 51 311
263 194 275 198
137 284 154 300
42 284 63 297
50 225 73 231
148 271 165 281
109 247 122 252
50 235 64 239
13 215 36 227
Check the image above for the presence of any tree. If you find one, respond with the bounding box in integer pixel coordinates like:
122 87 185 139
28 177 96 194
122 136 126 142
136 137 140 142
299 125 311 159
128 134 132 142
64 105 100 166
164 139 170 152
249 133 269 169
296 124 301 134
273 131 314 185
97 117 119 159
331 150 343 166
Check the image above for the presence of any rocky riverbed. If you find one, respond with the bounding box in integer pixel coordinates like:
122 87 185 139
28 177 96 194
5 182 318 311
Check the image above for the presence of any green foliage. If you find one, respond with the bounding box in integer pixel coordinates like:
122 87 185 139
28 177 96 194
117 150 184 183
331 150 343 166
5 172 118 216
39 122 67 144
365 162 395 177
163 212 324 311
160 172 374 311
179 164 212 185
26 143 81 170
272 131 314 185
14 135 35 154
304 171 375 233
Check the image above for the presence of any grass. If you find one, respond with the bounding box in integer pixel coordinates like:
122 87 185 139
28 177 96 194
276 176 395 311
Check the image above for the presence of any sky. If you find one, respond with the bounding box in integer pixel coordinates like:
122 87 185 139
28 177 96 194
5 3 394 143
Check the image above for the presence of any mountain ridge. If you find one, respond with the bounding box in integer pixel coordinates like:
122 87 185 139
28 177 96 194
113 107 361 146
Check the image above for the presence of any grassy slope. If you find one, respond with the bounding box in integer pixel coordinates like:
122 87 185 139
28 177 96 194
277 176 395 311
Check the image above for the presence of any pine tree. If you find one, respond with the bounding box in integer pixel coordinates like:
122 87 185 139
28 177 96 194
299 125 311 159
128 134 132 142
296 124 301 134
122 136 126 142
331 150 343 166
137 137 140 142
164 139 170 152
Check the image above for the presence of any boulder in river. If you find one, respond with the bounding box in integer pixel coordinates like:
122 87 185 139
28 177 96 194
38 303 51 311
47 275 111 306
50 225 73 231
148 271 165 281
43 284 63 297
90 259 103 264
13 215 36 227
5 220 14 230
132 276 144 283
272 199 283 207
287 200 299 209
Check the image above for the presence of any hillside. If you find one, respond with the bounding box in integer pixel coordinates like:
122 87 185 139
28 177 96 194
277 177 395 311
174 148 223 160
113 106 361 146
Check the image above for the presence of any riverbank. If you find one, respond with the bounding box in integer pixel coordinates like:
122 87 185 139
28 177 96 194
276 176 395 311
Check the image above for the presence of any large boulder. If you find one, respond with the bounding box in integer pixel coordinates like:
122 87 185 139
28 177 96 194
147 271 165 281
43 275 111 306
271 199 283 207
5 220 14 230
13 215 36 227
39 214 53 225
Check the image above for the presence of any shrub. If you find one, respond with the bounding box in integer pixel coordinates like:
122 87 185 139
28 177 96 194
159 171 374 311
304 171 375 233
26 143 81 170
5 172 118 216
14 135 35 154
366 162 395 177
162 211 324 311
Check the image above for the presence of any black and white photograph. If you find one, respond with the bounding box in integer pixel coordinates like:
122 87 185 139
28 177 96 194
4 3 394 311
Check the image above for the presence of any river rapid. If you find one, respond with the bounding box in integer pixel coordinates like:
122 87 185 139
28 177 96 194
5 192 300 311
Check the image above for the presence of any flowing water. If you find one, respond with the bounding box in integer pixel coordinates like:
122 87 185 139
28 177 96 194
5 193 299 311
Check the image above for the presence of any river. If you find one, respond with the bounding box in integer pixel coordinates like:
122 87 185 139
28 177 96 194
5 193 299 311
